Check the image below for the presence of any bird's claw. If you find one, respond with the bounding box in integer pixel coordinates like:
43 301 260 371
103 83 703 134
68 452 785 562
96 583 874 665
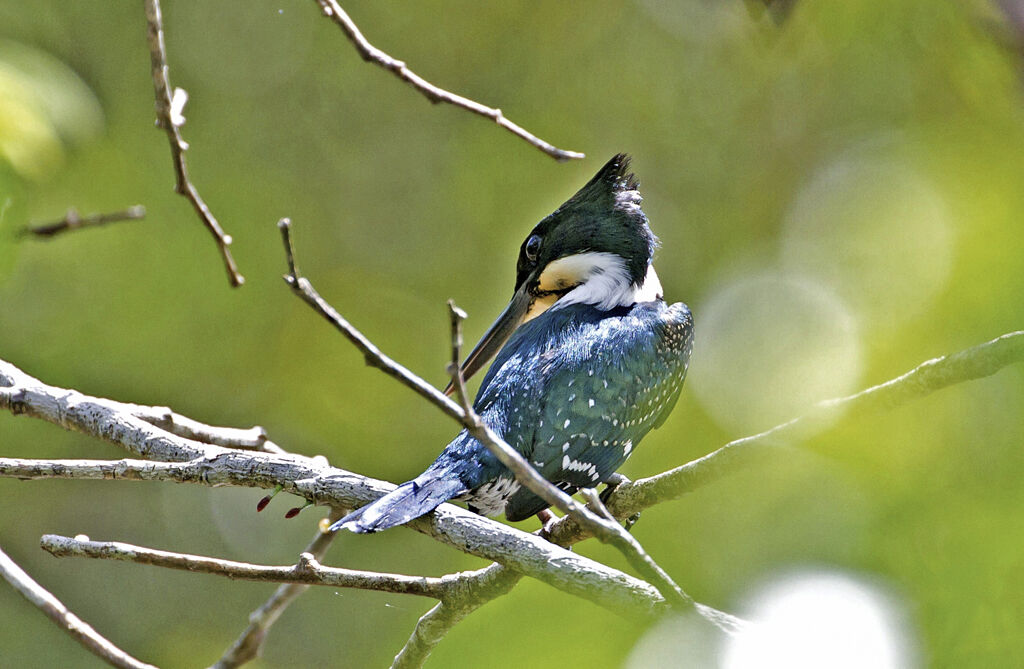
599 472 630 506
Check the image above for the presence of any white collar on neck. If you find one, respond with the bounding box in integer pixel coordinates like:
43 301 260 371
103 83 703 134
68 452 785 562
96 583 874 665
538 251 663 313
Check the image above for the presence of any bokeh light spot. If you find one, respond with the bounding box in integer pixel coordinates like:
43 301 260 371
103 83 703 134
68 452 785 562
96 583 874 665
722 570 917 669
781 153 954 332
690 271 862 434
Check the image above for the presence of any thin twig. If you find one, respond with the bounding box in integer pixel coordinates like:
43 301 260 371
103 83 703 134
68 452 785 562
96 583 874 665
144 0 243 287
0 543 157 669
23 206 146 238
131 406 286 454
312 0 584 162
40 534 448 598
213 511 344 669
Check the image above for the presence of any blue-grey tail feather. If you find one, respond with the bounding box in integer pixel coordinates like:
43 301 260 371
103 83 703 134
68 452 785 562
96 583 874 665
330 475 467 534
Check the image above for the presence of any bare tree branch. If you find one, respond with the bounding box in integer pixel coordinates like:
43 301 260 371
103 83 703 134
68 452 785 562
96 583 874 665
0 357 671 621
3 323 1021 664
130 407 286 454
311 0 584 162
213 511 343 669
143 0 243 287
40 534 449 599
0 543 157 669
391 563 521 669
23 206 146 239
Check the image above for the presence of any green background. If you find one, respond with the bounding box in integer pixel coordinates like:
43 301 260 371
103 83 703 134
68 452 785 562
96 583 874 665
1 1 1022 667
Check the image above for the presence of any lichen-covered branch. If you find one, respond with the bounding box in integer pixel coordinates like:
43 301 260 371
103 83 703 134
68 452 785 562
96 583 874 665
3 322 1021 665
311 0 584 162
0 543 157 669
391 563 521 669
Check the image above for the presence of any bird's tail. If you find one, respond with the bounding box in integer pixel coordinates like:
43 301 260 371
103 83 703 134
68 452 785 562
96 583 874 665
329 473 466 533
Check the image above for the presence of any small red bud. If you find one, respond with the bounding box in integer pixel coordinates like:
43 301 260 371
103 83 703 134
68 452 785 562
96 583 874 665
284 507 303 519
256 496 272 512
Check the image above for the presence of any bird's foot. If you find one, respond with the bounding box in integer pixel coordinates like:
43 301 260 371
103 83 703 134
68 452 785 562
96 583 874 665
599 473 630 505
600 474 641 531
536 509 558 538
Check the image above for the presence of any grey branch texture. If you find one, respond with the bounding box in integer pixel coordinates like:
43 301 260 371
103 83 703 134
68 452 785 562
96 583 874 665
312 0 584 162
0 356 673 620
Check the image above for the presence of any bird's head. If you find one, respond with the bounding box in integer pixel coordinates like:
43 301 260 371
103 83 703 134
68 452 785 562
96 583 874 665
451 154 663 389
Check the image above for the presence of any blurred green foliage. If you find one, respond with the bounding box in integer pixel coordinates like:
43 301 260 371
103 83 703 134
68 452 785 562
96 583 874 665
1 1 1022 667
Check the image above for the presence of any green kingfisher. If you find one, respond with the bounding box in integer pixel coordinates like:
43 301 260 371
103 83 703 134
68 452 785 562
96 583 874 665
332 154 693 533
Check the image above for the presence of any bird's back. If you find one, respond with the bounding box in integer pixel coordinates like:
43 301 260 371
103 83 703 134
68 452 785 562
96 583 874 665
439 299 694 520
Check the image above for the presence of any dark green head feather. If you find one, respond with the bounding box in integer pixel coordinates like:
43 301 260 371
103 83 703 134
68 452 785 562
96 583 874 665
514 154 657 292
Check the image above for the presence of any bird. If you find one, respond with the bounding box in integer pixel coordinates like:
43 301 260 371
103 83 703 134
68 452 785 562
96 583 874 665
331 154 693 533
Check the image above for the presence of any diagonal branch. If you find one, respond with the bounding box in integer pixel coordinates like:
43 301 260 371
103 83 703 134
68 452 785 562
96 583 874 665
23 206 146 239
144 0 243 287
545 329 1024 546
0 542 157 669
391 563 521 669
312 0 584 162
213 511 344 669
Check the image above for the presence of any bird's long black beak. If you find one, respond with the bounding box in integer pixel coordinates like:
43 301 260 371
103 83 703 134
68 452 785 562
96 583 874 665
444 283 533 396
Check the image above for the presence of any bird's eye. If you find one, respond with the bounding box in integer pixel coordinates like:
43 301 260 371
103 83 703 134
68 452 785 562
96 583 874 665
524 235 542 262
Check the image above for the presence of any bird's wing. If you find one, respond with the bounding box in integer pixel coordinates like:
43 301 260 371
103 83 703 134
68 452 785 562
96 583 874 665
503 301 693 521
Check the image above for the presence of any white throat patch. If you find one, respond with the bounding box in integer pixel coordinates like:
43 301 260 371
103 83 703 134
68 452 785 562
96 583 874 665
534 252 663 315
